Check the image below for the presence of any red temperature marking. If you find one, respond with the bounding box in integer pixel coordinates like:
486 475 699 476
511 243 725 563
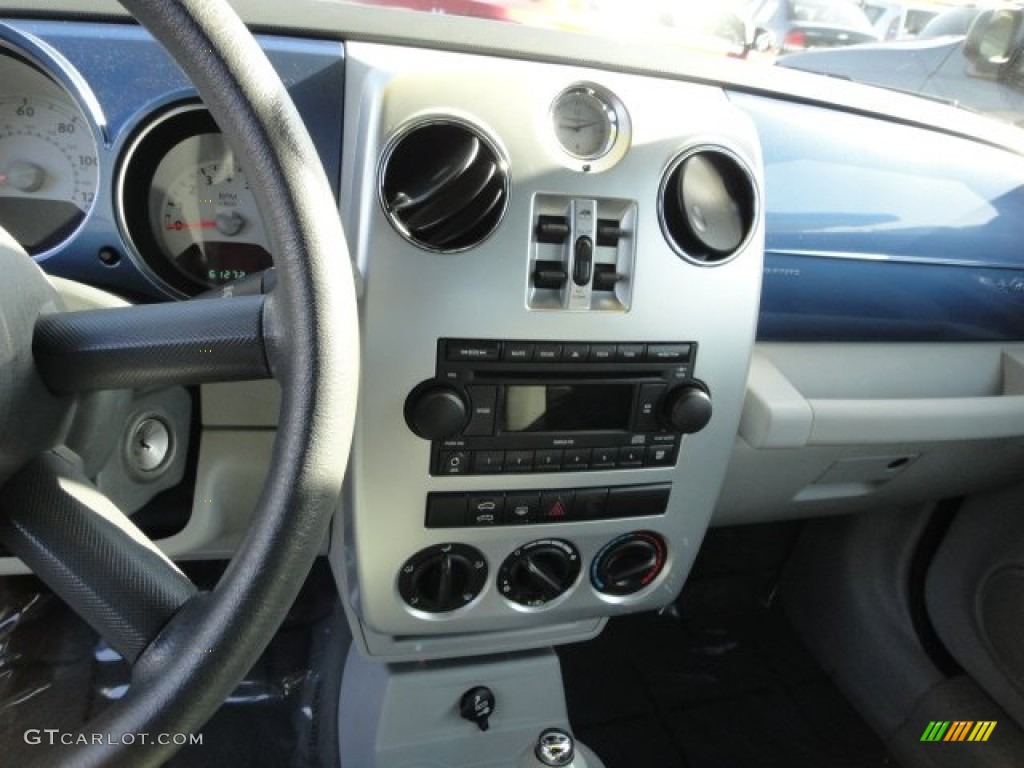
164 220 217 231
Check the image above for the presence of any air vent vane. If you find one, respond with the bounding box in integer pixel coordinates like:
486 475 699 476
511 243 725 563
659 147 756 266
380 120 509 252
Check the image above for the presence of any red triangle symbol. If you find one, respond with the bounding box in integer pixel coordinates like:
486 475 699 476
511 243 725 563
548 501 566 517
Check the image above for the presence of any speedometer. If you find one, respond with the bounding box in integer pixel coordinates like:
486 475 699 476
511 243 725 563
0 55 99 254
118 106 272 296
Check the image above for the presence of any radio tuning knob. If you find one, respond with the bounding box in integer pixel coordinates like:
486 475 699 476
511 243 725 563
661 382 712 434
405 382 469 440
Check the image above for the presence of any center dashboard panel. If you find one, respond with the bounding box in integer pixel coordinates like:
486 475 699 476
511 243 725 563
335 42 764 660
0 18 766 661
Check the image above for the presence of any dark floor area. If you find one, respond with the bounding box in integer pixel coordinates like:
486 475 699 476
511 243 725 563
0 559 347 767
558 523 900 768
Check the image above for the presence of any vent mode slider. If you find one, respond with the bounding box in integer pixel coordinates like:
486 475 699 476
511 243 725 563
380 120 509 252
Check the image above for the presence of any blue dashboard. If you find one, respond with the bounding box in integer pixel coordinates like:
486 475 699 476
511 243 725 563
5 19 1024 341
736 92 1024 342
1 20 343 298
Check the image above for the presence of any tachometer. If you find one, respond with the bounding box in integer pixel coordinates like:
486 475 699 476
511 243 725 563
118 106 272 296
151 133 270 287
0 65 99 254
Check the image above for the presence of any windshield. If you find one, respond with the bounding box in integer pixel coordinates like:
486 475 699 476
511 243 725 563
341 0 1024 130
788 0 875 30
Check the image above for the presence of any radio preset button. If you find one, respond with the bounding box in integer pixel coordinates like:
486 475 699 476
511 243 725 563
506 450 535 472
535 344 562 362
473 450 505 473
563 448 591 470
616 343 645 362
446 340 500 362
535 449 563 471
438 450 469 475
563 344 589 362
616 447 644 468
465 386 497 436
502 342 534 362
645 444 676 467
468 494 504 526
504 493 541 524
592 447 617 468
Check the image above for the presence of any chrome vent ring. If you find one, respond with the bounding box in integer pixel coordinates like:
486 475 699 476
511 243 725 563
658 146 757 267
379 118 509 252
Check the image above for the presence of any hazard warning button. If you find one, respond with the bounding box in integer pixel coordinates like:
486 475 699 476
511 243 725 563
539 491 575 522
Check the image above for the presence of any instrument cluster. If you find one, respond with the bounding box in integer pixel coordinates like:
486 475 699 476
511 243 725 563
0 23 341 300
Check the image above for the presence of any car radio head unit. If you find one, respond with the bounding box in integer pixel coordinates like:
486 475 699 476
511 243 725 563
404 338 712 476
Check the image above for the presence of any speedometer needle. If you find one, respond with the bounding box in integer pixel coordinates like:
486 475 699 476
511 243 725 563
165 220 218 231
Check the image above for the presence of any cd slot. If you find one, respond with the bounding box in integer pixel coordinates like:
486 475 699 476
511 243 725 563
472 369 663 382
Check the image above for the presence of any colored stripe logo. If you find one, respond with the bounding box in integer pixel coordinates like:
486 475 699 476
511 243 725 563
920 721 996 742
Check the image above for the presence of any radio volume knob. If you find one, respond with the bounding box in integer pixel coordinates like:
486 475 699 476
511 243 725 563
405 382 469 440
661 382 712 434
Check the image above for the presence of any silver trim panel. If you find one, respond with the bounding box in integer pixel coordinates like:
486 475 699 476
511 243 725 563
332 42 765 660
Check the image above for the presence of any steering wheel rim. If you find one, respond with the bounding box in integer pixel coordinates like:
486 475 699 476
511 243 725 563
7 1 358 765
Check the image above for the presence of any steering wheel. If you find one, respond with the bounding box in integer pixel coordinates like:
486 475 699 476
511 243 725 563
0 0 358 765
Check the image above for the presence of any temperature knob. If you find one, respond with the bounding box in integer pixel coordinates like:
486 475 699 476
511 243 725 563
591 531 667 596
404 381 469 440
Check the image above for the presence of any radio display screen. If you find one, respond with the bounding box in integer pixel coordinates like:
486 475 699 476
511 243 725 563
500 384 633 432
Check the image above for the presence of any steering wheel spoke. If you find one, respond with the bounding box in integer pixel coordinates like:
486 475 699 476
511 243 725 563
33 294 273 394
0 448 197 663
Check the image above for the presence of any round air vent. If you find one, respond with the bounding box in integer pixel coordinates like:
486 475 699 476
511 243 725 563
379 119 509 252
659 146 757 266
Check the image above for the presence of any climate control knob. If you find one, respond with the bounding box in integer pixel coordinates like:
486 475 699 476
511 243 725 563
591 531 667 596
661 382 712 434
398 543 488 613
405 381 469 440
497 539 581 607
